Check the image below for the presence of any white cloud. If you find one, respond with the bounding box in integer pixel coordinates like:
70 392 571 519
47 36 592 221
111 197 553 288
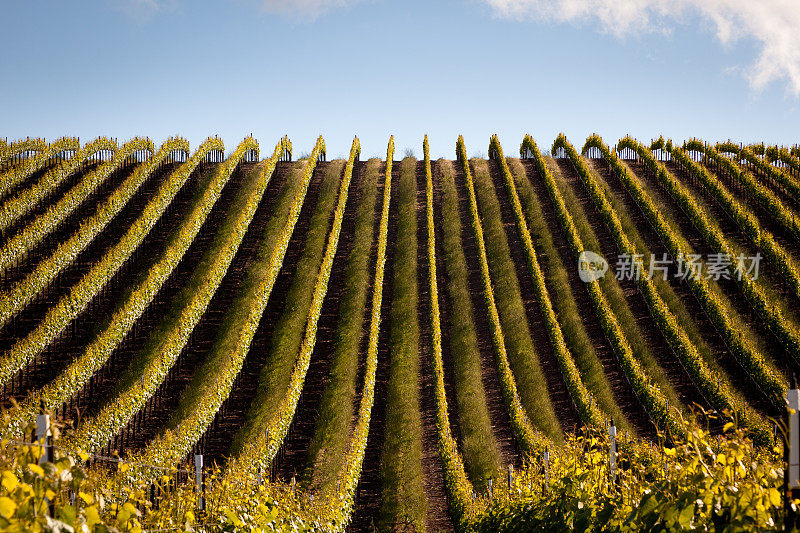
483 0 800 95
256 0 361 19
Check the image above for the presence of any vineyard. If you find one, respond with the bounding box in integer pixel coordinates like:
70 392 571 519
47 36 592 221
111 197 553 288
0 132 797 531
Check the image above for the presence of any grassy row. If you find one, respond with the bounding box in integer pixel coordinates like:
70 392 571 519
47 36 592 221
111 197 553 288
422 137 478 526
565 135 769 444
689 140 800 245
62 137 264 452
302 158 381 494
318 139 391 530
489 136 604 429
0 137 227 417
120 140 312 482
615 135 794 392
506 155 633 434
0 137 189 331
224 138 354 482
0 137 119 233
456 135 555 452
0 137 80 200
521 135 684 438
471 158 570 439
438 157 504 488
0 137 154 274
718 141 800 205
377 156 427 531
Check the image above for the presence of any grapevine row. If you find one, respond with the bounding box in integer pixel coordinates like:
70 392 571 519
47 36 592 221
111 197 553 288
0 137 118 234
687 140 800 245
224 137 353 482
0 137 80 200
0 137 216 401
61 136 262 452
0 137 46 170
490 135 604 428
618 135 800 383
520 135 684 438
456 135 552 454
0 137 187 332
0 137 154 275
564 135 768 443
618 138 785 405
717 141 800 205
120 138 299 480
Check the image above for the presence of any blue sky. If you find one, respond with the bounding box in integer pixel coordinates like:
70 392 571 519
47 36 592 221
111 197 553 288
1 0 798 159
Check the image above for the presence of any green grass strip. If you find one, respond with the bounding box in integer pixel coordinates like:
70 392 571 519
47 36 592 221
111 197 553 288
438 157 503 489
378 157 427 531
422 137 477 525
225 137 356 482
317 138 392 530
456 136 556 452
506 156 633 434
488 136 604 429
303 158 380 493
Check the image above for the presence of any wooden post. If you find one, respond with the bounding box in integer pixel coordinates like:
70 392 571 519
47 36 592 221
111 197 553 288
195 454 205 511
544 446 550 490
787 375 799 527
609 418 617 483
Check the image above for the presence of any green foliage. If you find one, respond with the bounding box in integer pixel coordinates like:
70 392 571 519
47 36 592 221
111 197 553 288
0 136 81 200
456 135 552 455
489 135 604 429
470 422 784 532
504 155 632 435
4 137 228 436
575 135 769 444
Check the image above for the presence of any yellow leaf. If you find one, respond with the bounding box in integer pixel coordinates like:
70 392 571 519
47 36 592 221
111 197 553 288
85 505 101 527
28 464 44 477
770 487 782 507
1 471 18 492
118 463 129 473
664 447 676 456
0 497 17 519
78 451 90 462
45 489 56 500
79 491 94 505
723 422 735 432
